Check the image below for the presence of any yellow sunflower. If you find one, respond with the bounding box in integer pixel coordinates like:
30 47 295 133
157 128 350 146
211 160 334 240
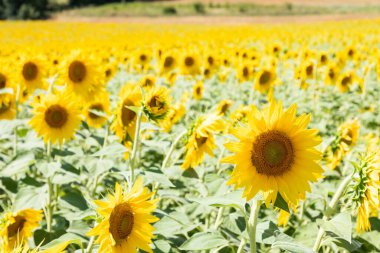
29 92 82 144
254 68 276 93
215 99 233 116
0 65 15 106
18 56 47 94
0 99 16 120
142 86 171 122
0 209 42 251
160 102 186 132
192 81 204 100
138 75 156 91
159 52 178 75
111 83 142 141
337 72 354 93
182 113 224 169
324 63 339 85
180 53 201 76
84 92 110 129
60 50 103 100
87 178 159 253
222 100 323 206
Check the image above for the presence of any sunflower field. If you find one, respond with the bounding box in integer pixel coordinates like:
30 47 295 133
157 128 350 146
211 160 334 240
1 20 380 253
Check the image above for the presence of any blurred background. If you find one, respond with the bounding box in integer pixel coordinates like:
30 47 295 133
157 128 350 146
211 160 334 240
1 0 380 22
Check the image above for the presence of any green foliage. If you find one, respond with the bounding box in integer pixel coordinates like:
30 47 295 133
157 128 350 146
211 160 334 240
0 0 49 20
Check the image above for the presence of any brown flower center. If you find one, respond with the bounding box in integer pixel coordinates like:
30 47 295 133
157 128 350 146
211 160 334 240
149 95 164 110
184 56 194 67
109 203 134 244
7 216 26 238
196 135 208 148
163 56 174 68
306 65 313 76
259 71 271 85
341 76 351 87
89 103 104 119
251 130 294 176
69 61 87 83
45 105 68 128
0 73 6 89
121 99 136 126
328 69 335 79
140 54 147 62
22 62 38 81
207 56 214 66
196 86 201 95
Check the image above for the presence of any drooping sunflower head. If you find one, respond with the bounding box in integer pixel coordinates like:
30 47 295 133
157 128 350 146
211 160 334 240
223 100 323 206
84 92 110 129
0 209 42 251
87 178 159 253
29 91 82 144
111 83 142 141
192 81 204 100
143 86 171 122
182 113 224 170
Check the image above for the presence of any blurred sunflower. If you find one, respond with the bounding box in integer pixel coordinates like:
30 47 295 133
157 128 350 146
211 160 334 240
60 51 103 100
159 53 178 75
254 68 276 93
192 81 203 100
18 56 47 94
87 178 159 253
182 113 224 169
0 209 42 251
223 100 323 206
160 102 186 132
180 53 201 76
337 72 354 93
29 92 82 144
138 75 156 91
142 86 171 122
215 99 233 116
111 83 142 141
84 92 110 128
0 99 16 120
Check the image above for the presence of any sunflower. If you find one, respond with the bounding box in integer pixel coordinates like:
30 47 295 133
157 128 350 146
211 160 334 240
133 49 152 71
324 63 339 85
237 63 252 83
0 65 15 106
339 119 360 151
182 113 224 169
18 56 47 94
337 72 354 93
0 99 16 120
159 53 178 75
0 209 42 251
254 68 276 93
160 102 186 132
87 178 159 253
29 92 82 144
192 81 203 100
84 92 110 128
60 51 103 100
215 99 233 116
347 152 380 233
142 86 171 122
318 52 329 66
111 83 142 142
180 53 201 76
222 100 323 206
138 75 156 91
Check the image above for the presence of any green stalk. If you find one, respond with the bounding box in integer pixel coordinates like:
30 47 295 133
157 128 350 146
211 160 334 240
13 85 21 157
214 207 224 230
312 173 354 252
46 141 53 232
237 237 247 253
247 199 262 253
129 109 143 183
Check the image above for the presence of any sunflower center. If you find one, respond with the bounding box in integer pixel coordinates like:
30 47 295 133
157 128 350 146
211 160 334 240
109 203 134 243
0 73 6 88
184 57 194 67
105 69 112 77
121 99 136 126
251 130 294 176
220 103 230 114
196 87 201 95
45 105 68 128
140 54 147 62
149 95 164 110
89 103 104 119
196 135 208 148
69 61 87 83
306 65 313 76
259 71 271 85
242 67 249 78
341 76 351 86
7 216 26 238
22 62 38 81
163 56 174 68
321 55 327 63
328 69 335 79
207 56 214 65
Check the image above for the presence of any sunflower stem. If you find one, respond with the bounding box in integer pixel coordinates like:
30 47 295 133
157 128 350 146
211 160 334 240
214 207 224 230
86 236 95 253
13 85 21 157
46 140 54 232
153 130 186 198
247 199 262 253
130 109 143 183
312 173 354 252
237 237 247 253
